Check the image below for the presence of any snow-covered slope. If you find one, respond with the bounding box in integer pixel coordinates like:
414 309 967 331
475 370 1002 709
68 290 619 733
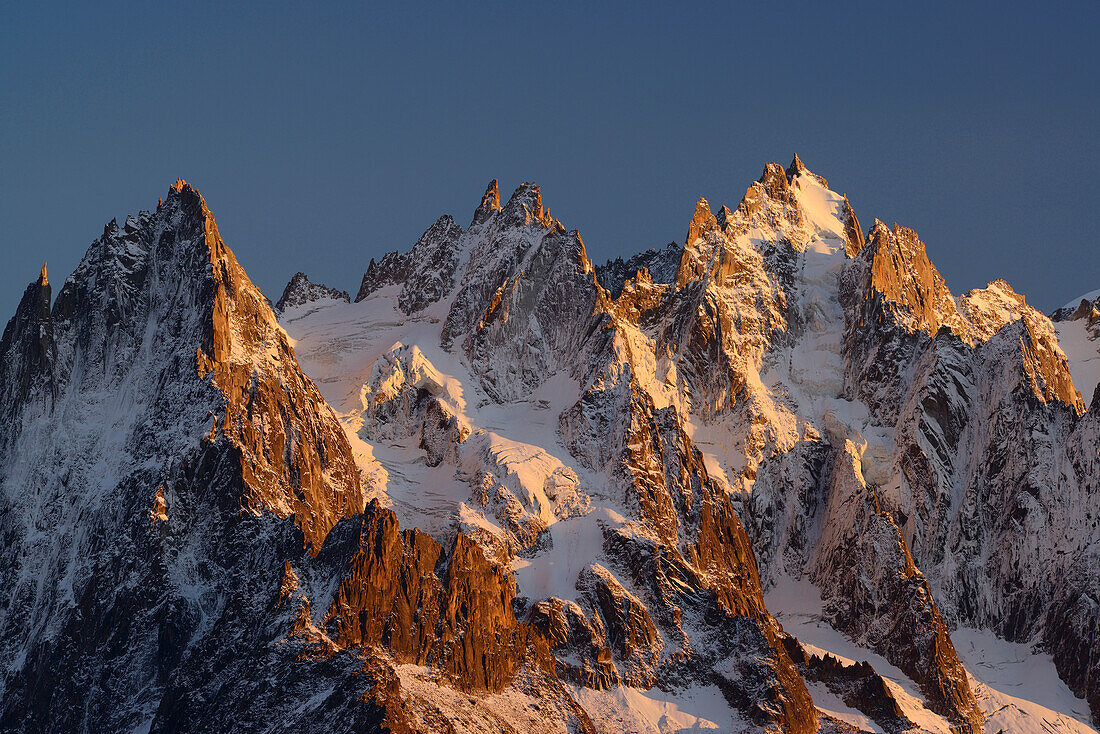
1052 290 1100 405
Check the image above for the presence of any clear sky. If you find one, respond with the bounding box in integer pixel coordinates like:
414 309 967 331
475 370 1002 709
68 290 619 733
1 1 1097 320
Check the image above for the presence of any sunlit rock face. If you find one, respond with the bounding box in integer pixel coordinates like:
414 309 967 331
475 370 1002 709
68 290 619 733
3 161 1099 732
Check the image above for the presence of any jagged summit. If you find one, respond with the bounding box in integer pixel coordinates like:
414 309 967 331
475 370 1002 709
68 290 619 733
786 152 829 188
0 264 56 426
596 242 681 298
472 178 502 227
759 160 794 196
787 152 808 177
0 178 373 729
275 272 350 314
858 217 964 337
9 178 365 551
466 179 565 231
499 181 561 230
685 196 717 245
354 214 464 310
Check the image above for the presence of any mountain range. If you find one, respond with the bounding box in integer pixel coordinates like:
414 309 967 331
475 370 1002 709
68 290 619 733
1 160 1098 733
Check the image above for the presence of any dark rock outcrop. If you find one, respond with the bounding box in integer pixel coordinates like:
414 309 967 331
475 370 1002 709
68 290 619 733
810 446 982 733
0 263 54 431
355 214 464 313
274 272 349 313
595 242 681 298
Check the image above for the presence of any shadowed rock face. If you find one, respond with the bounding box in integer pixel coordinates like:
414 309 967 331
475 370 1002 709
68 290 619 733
356 214 465 312
0 264 54 433
784 637 915 734
596 242 681 298
810 444 982 733
275 272 349 313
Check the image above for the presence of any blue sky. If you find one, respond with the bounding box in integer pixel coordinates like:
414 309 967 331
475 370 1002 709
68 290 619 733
1 1 1097 318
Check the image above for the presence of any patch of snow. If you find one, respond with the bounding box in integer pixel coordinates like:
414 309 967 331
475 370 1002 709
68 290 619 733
1054 318 1100 404
953 627 1097 733
1061 289 1100 311
804 680 884 733
571 682 748 733
511 507 626 603
394 664 584 734
767 577 1098 733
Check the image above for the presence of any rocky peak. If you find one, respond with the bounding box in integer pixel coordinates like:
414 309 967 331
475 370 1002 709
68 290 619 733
0 263 56 425
672 187 793 301
956 279 1037 341
1008 318 1086 412
858 219 964 336
840 195 864 256
859 235 1081 414
472 179 502 227
759 161 793 200
275 272 350 314
862 266 1087 412
165 178 213 224
1052 291 1100 323
787 152 809 178
49 179 362 552
685 196 717 245
733 163 803 230
354 214 465 313
595 243 681 298
457 220 600 400
673 198 721 288
440 179 592 370
0 180 374 730
500 182 560 230
786 153 830 189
